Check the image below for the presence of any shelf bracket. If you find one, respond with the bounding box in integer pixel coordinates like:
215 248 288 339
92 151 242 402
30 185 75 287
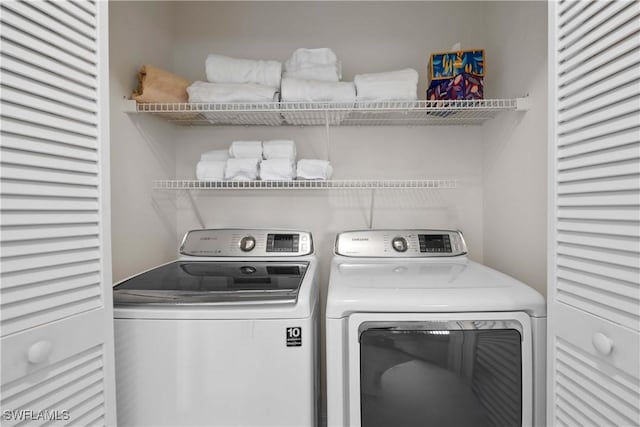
122 97 137 113
368 188 376 229
515 96 532 111
186 190 206 229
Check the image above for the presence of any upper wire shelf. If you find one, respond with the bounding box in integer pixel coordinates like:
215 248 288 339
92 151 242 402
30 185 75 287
153 179 458 190
124 98 530 126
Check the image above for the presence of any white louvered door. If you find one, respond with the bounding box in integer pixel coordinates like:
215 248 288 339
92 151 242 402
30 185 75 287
548 1 640 426
0 1 116 425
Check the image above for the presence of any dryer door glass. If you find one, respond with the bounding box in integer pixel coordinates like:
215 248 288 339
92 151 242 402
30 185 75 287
360 328 522 427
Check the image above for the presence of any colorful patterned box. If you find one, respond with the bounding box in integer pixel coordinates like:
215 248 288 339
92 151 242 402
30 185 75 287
429 49 485 81
427 72 484 101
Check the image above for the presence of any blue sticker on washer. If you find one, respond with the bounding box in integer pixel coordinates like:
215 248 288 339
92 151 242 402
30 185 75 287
286 327 302 347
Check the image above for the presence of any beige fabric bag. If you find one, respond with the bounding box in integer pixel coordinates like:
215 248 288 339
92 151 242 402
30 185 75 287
132 65 190 103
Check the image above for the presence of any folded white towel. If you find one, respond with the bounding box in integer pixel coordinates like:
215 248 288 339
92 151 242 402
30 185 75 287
296 159 333 180
263 140 296 160
260 159 295 181
229 140 263 159
284 64 341 82
281 78 356 102
196 160 226 181
206 54 282 88
225 158 260 181
354 68 419 101
286 48 338 67
200 149 229 162
188 81 279 103
284 48 341 82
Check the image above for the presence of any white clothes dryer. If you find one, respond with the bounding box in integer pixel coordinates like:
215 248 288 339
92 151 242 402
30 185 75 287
113 229 319 426
325 229 546 427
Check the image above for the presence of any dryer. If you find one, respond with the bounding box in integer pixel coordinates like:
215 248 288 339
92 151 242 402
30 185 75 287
113 229 319 426
325 229 546 427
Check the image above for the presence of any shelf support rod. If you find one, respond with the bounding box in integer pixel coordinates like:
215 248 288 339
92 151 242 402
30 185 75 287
325 110 331 161
186 190 206 229
368 188 376 229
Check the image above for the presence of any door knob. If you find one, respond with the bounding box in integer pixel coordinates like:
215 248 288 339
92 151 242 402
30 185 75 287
27 340 53 364
592 332 613 356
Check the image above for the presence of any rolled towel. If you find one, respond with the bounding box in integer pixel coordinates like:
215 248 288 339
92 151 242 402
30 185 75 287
281 78 356 102
296 159 333 180
354 68 419 101
263 140 296 160
206 54 282 88
196 160 226 181
225 158 260 181
132 65 190 103
229 140 263 159
260 159 295 181
354 68 419 85
200 149 229 162
187 81 279 103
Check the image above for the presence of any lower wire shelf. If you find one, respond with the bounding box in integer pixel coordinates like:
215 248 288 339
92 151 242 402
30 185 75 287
153 179 458 190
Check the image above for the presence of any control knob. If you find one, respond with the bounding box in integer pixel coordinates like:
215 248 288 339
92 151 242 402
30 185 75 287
239 236 256 252
391 236 408 252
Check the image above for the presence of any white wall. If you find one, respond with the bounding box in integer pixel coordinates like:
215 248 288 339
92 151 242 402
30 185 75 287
109 2 178 282
482 1 548 297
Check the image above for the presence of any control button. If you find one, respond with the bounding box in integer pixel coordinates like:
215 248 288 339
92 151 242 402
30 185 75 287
239 236 256 252
391 237 408 252
301 244 308 252
301 235 308 242
240 266 256 274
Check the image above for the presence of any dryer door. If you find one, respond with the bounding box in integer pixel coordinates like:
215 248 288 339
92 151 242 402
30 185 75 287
347 312 533 427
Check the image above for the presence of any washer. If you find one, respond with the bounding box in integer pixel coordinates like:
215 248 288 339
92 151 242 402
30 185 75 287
326 229 546 427
113 229 319 426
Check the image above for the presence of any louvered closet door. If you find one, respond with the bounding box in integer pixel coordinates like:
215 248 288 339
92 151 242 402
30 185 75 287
0 1 116 425
548 1 640 426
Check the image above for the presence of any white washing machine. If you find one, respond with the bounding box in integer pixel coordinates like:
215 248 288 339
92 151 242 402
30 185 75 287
113 229 319 426
326 229 546 427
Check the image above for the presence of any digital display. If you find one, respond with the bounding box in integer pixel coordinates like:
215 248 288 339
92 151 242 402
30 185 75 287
419 234 452 253
267 234 299 252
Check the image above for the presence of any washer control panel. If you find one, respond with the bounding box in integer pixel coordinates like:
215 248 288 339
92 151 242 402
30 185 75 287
335 230 467 257
180 229 313 257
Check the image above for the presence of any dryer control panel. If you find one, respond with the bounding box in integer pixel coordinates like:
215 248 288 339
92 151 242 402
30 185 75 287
335 230 467 257
180 229 313 257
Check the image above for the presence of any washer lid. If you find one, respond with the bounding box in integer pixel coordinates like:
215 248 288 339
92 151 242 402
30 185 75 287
113 261 308 306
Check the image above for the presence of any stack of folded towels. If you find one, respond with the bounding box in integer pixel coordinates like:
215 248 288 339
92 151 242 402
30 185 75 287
187 54 282 103
257 140 296 181
281 48 356 102
196 149 229 181
354 68 419 101
195 139 333 181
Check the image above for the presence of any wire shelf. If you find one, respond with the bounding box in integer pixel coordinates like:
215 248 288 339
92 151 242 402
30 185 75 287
126 98 529 126
153 179 458 190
